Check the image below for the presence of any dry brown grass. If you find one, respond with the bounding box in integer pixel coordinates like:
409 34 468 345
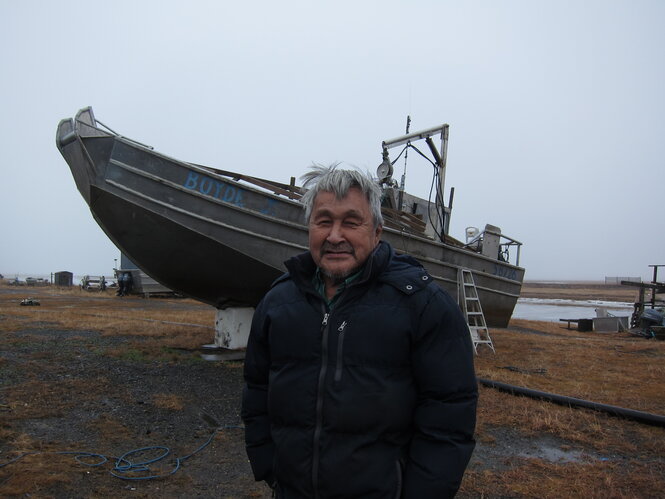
1 283 663 498
4 378 102 419
462 317 665 498
85 415 134 441
478 319 665 414
0 283 215 356
521 282 639 302
0 433 81 497
0 283 270 498
464 459 664 499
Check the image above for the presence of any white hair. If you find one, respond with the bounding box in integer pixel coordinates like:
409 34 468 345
300 163 384 228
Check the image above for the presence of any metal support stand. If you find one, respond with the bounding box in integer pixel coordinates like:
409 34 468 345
214 307 255 350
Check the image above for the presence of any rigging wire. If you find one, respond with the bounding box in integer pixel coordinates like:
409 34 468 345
389 145 408 167
382 123 447 241
407 144 446 241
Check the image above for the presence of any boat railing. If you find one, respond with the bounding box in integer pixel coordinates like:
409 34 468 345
498 233 522 267
82 108 303 200
464 227 522 267
70 109 156 151
88 117 156 151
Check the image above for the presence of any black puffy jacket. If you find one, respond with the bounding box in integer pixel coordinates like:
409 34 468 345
242 241 477 498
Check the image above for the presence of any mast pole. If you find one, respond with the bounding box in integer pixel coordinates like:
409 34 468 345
440 124 449 206
381 123 450 240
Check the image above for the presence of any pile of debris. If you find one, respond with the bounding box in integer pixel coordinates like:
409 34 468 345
622 265 665 340
20 298 40 306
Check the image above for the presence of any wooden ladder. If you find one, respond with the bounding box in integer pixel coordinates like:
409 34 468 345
458 268 495 354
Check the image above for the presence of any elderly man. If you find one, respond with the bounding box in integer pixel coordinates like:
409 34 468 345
242 164 477 498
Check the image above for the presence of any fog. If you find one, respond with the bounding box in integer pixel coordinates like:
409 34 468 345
1 0 663 282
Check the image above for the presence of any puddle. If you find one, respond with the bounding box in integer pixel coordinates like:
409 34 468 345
471 428 605 471
519 443 585 463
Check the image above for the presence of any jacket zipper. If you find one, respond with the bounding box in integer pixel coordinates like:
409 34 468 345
312 310 330 499
334 321 348 383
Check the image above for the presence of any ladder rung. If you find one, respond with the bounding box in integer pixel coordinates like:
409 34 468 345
459 268 493 354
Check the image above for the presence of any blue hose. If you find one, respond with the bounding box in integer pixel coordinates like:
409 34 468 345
0 425 243 480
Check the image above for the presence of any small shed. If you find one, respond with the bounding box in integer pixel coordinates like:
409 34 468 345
54 271 73 287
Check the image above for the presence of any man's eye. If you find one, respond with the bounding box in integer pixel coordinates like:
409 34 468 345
344 220 360 227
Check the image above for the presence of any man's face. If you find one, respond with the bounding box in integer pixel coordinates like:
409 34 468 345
308 187 382 283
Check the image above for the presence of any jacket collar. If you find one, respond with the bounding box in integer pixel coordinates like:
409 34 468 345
282 241 392 291
277 241 432 297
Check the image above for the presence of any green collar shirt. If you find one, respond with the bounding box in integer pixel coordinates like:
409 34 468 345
313 267 363 310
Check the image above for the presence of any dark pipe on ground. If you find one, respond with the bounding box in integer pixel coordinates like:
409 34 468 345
478 377 665 428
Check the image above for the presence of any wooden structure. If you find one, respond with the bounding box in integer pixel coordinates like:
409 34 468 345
622 265 665 328
53 271 73 287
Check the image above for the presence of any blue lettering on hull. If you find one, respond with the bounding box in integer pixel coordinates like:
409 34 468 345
260 199 279 217
493 264 517 281
183 171 244 207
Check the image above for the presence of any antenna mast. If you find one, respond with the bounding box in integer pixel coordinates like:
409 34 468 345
398 115 411 211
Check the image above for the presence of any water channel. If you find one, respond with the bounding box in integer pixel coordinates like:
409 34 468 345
512 298 634 322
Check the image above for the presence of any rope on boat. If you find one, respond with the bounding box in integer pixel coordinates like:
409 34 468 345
385 135 447 242
405 143 446 242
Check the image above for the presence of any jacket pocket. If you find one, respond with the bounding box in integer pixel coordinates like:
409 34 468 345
334 321 348 383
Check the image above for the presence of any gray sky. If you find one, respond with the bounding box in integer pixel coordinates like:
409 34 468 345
1 0 663 282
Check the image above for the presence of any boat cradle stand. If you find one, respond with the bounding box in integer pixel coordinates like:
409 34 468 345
214 307 255 350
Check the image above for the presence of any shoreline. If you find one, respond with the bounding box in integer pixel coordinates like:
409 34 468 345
519 281 639 303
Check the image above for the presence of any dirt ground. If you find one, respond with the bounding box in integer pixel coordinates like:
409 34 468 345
0 286 268 498
1 282 663 498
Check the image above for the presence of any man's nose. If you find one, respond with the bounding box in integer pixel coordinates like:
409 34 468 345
326 222 345 244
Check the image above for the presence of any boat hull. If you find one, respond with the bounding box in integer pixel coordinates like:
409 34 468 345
57 108 524 326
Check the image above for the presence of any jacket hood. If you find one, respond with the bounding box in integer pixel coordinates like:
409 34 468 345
376 244 433 296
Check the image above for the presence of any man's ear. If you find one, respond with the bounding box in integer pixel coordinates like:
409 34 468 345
374 224 383 244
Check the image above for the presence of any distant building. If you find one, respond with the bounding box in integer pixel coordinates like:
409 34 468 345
54 271 73 287
26 277 49 286
605 276 641 285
